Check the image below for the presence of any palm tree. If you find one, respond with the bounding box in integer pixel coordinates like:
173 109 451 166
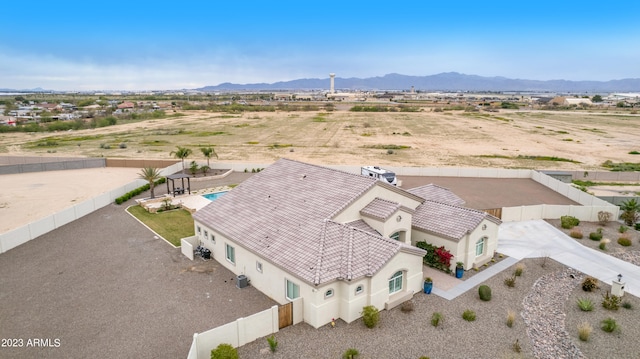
138 167 162 199
170 146 192 174
200 146 218 168
619 198 640 226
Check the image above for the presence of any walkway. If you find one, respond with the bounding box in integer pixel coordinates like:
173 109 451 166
431 219 640 299
498 219 640 298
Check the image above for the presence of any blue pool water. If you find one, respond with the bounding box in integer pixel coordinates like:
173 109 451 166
202 191 228 201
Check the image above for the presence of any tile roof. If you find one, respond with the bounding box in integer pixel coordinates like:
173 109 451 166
193 158 400 285
412 200 500 241
408 184 465 206
360 197 401 221
345 219 380 235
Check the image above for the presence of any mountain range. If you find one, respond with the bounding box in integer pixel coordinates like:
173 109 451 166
197 72 640 93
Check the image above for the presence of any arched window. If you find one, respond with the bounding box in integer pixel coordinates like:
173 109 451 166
388 271 403 294
476 237 487 257
390 232 400 241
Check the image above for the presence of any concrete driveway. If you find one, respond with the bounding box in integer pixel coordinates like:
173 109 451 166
498 219 640 298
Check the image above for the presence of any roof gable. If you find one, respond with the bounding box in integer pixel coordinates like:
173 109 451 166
412 200 498 240
408 184 465 206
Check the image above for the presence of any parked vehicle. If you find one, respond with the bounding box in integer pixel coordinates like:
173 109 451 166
361 166 397 186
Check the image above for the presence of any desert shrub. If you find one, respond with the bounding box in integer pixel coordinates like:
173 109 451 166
512 339 521 353
619 225 628 233
462 309 476 322
622 301 633 309
582 277 599 292
504 275 516 288
387 149 394 155
601 317 619 333
569 229 583 239
598 211 611 225
267 335 278 353
343 348 359 359
361 305 379 328
599 238 610 250
618 235 632 246
602 291 620 310
589 228 603 241
119 142 127 149
506 310 516 328
400 300 414 313
635 223 640 231
478 285 492 301
578 322 593 341
514 263 525 276
431 312 443 327
561 215 580 229
577 298 594 311
210 343 238 359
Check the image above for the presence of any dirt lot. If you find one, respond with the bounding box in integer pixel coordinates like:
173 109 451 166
2 109 639 170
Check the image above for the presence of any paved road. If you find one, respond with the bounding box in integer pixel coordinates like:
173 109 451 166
498 219 640 297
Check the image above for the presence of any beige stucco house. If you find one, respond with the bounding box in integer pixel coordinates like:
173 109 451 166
191 159 500 328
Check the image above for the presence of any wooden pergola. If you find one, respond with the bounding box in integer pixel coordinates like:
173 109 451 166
166 173 191 197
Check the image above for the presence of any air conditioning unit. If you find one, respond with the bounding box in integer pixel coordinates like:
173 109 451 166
236 275 248 289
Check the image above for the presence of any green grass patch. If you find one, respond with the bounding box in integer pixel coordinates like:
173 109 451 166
582 128 606 133
629 151 640 155
573 180 640 187
602 161 640 172
555 130 569 134
233 123 250 128
361 133 373 137
246 141 259 145
477 154 580 163
562 138 573 141
312 116 327 122
127 205 194 246
477 154 511 159
362 144 411 150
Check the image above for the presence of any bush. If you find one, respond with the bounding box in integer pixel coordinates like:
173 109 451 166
582 277 599 292
619 225 628 233
635 223 640 231
561 215 580 229
578 322 593 341
618 235 632 246
601 317 618 333
512 339 521 353
598 211 611 225
589 229 603 241
506 310 516 328
622 301 633 309
267 335 278 353
362 305 379 328
431 312 443 327
569 229 583 239
504 275 516 288
343 348 359 359
114 177 166 204
577 298 594 311
462 309 476 322
514 263 525 276
599 238 610 250
478 285 492 301
400 300 414 313
119 142 127 149
602 291 620 310
210 343 238 359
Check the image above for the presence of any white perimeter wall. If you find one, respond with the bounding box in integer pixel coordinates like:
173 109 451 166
0 161 183 254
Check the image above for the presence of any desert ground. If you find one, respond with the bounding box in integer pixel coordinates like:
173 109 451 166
1 109 639 170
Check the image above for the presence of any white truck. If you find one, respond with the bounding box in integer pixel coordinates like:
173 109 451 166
361 166 397 186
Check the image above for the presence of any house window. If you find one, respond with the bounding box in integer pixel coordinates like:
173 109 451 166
256 261 263 273
355 285 364 295
204 230 208 239
225 244 235 264
210 234 215 244
286 279 300 300
325 289 334 298
388 271 403 294
390 232 400 241
197 226 201 234
476 237 487 257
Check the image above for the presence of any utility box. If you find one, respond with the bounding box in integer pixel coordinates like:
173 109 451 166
236 275 248 289
611 279 625 297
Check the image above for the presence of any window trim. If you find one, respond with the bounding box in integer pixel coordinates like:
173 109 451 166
225 243 235 264
390 231 400 241
388 271 403 294
286 279 300 301
475 237 486 257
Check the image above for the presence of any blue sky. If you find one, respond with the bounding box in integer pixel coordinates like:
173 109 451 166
2 1 639 91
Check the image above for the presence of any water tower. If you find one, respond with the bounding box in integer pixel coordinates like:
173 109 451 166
329 73 335 94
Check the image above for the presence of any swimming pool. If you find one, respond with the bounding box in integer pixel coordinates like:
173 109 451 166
202 191 228 201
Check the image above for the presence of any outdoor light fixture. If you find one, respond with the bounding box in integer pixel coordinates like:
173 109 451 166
618 274 623 282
